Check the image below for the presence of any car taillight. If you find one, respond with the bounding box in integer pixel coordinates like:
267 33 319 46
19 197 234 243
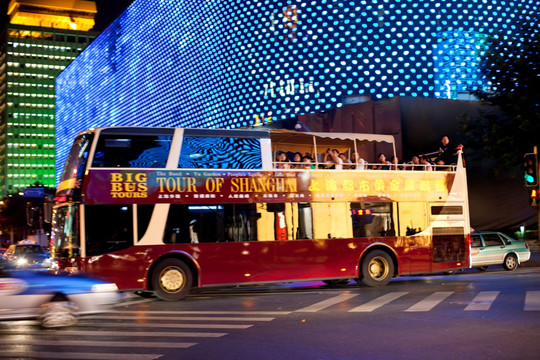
525 243 530 249
65 267 80 274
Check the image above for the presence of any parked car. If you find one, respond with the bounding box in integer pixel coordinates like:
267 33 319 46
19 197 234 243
470 231 531 271
0 258 119 328
1 243 55 270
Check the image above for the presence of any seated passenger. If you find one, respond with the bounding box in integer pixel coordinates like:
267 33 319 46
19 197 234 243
292 152 303 168
350 152 367 170
302 154 315 169
277 158 292 169
372 153 391 170
389 155 401 170
406 155 421 170
275 150 288 168
323 148 343 169
419 155 433 171
339 153 352 168
434 157 448 171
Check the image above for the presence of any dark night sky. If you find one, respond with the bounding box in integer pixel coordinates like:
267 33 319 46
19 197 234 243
92 0 134 31
1 0 135 32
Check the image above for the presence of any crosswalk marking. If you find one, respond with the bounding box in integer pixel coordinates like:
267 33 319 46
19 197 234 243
404 291 454 312
77 322 253 329
112 310 292 315
91 315 275 321
525 291 540 311
0 329 227 338
349 292 409 312
464 291 500 311
0 339 197 349
295 292 359 312
0 350 161 360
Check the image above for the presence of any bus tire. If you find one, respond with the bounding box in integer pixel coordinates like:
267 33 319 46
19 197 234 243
502 254 518 271
360 250 394 287
152 258 192 301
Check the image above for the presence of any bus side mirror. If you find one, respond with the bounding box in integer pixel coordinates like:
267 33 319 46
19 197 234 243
43 200 52 223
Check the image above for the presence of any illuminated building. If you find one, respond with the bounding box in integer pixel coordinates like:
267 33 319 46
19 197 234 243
0 0 97 195
54 0 539 184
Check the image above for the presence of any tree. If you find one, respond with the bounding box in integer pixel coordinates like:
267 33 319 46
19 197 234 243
462 14 540 173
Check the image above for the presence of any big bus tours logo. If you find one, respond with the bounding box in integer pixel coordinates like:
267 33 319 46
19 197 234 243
109 172 148 199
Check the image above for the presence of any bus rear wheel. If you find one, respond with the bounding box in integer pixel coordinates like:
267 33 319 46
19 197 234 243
152 259 193 301
359 250 394 287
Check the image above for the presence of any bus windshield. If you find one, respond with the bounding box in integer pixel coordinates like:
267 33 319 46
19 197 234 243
57 133 94 199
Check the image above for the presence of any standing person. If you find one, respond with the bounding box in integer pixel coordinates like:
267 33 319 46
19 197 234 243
438 136 463 165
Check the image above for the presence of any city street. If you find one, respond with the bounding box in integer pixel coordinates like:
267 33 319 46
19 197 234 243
1 266 540 360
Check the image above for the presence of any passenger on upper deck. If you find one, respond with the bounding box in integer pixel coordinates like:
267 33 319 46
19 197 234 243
323 148 343 169
339 153 352 166
275 151 291 169
389 155 401 170
292 152 303 168
437 136 463 166
350 152 367 170
372 153 391 170
419 155 433 171
406 155 421 170
302 154 315 169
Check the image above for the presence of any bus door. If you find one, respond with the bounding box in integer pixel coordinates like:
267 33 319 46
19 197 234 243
398 202 431 274
430 203 468 272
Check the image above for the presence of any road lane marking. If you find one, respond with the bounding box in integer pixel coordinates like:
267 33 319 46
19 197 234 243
525 291 540 311
404 291 454 312
349 292 409 312
464 291 500 311
295 292 359 312
0 350 161 360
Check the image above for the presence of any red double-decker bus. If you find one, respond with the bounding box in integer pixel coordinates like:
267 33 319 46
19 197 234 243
52 127 471 300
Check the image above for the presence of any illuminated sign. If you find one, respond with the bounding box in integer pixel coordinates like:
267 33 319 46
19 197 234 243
83 169 456 205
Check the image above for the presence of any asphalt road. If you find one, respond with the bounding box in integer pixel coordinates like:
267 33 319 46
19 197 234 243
1 264 540 360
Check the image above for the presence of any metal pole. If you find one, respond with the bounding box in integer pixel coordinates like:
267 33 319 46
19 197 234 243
536 146 540 249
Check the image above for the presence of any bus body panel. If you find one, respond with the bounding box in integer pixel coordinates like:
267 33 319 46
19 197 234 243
69 235 464 291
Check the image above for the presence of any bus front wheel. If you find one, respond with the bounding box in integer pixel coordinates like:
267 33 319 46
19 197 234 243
358 250 394 287
152 259 193 301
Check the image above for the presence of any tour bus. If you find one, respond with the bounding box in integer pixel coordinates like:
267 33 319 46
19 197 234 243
51 127 471 301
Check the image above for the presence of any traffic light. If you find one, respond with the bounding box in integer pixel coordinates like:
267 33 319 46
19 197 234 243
524 153 538 187
530 188 538 207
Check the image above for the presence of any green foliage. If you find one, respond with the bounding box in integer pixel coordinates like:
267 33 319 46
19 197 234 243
463 14 540 173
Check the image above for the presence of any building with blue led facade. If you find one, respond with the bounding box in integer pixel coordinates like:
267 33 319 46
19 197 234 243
55 0 539 183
